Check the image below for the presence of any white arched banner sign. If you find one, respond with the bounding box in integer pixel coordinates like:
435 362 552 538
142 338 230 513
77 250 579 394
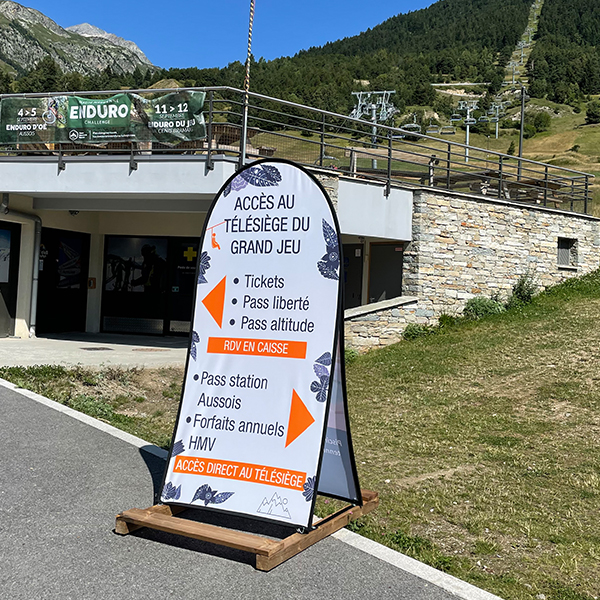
158 159 361 529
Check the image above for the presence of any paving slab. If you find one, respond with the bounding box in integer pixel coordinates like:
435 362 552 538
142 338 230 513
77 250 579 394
0 380 503 600
0 333 188 368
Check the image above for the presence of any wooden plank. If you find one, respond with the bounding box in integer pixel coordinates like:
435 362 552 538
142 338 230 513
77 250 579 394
115 504 186 534
116 508 277 555
115 490 378 571
256 490 379 571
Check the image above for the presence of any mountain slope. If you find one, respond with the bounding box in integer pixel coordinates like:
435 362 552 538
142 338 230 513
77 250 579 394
158 0 534 114
527 0 600 103
304 0 532 68
0 1 153 75
527 0 600 101
5 0 541 113
66 23 151 66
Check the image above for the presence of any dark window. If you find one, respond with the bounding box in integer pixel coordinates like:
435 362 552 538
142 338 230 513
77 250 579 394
342 243 364 309
369 243 404 303
557 237 577 268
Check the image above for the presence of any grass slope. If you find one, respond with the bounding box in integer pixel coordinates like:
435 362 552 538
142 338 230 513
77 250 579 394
334 270 600 599
2 271 600 599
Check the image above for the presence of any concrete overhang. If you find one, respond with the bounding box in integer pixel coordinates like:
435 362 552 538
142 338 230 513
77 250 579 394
0 155 414 240
337 178 413 241
0 155 238 208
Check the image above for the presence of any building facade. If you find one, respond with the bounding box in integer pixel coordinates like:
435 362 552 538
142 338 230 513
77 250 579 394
1 88 596 349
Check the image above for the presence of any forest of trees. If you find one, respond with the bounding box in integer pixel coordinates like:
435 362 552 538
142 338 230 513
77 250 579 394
527 0 600 102
4 0 600 111
0 0 534 115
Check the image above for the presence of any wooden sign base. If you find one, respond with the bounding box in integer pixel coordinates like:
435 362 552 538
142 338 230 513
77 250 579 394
115 490 378 571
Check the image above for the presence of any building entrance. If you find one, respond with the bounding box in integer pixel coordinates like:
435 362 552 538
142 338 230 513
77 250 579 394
102 235 199 335
369 242 404 303
342 243 364 309
36 228 90 334
0 221 21 337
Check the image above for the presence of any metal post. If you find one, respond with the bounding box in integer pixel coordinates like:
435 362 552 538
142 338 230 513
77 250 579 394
465 105 471 163
518 86 525 180
386 131 392 196
498 156 503 199
371 103 378 170
206 91 214 171
240 0 256 169
446 143 451 189
428 155 437 187
584 176 589 214
543 165 549 206
319 114 325 167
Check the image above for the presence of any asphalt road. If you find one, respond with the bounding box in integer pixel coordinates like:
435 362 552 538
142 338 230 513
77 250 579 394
0 381 501 600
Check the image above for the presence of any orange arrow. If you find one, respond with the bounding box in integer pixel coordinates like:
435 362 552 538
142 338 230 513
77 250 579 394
285 390 315 447
202 276 226 328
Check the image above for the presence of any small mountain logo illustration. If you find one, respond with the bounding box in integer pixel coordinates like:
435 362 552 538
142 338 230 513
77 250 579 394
256 493 292 519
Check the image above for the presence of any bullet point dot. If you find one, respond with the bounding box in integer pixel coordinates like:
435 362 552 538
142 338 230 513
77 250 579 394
232 298 237 305
193 374 199 381
229 319 235 326
233 278 239 284
186 416 191 424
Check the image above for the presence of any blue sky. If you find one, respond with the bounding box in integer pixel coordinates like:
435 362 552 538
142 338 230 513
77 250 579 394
20 1 435 69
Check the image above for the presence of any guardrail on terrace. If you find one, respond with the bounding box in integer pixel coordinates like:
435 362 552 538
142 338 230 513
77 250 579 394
0 86 593 214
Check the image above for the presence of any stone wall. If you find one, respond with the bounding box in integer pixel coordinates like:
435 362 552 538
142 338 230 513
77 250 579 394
344 297 421 350
313 172 339 211
403 189 600 319
314 173 600 351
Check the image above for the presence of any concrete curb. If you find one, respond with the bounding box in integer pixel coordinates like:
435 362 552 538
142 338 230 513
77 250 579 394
332 528 503 600
0 376 503 600
0 377 168 459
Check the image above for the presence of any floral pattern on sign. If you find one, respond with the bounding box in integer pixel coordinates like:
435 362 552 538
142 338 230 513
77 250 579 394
197 251 211 284
171 439 185 457
310 352 332 403
317 220 339 280
162 482 182 501
302 476 316 502
190 331 200 360
223 164 282 197
192 484 235 506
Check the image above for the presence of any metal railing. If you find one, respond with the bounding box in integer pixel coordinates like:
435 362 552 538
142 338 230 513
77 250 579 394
0 86 594 214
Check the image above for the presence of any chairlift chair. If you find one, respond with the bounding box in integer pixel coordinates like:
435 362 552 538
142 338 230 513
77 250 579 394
403 123 422 134
490 116 499 123
450 113 462 123
403 114 421 134
464 117 477 125
478 116 489 123
426 120 440 135
440 125 456 135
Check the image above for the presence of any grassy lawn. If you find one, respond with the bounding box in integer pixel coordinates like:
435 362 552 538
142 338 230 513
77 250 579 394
334 272 600 600
2 271 600 599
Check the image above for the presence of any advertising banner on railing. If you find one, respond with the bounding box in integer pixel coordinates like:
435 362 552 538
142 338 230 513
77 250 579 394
158 159 361 528
0 90 205 145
